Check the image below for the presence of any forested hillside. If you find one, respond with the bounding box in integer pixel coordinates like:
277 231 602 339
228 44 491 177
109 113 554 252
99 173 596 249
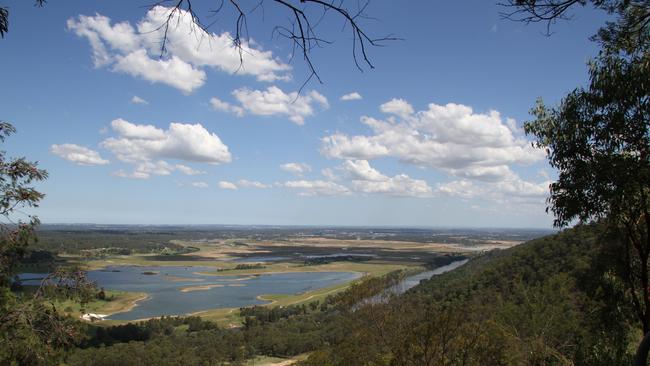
303 223 635 365
57 223 639 365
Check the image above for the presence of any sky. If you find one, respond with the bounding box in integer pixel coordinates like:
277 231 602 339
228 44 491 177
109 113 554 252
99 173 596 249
0 1 608 228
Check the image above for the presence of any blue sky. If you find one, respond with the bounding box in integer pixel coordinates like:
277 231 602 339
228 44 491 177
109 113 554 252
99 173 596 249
0 1 607 227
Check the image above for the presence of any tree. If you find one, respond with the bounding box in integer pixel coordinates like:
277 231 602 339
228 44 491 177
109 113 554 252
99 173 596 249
524 42 649 365
0 122 47 286
0 123 95 365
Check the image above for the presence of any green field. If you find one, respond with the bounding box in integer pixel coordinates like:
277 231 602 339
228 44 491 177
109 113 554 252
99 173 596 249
35 232 482 325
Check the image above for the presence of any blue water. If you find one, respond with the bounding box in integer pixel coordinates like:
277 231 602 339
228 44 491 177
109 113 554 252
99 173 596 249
354 259 468 308
19 266 361 321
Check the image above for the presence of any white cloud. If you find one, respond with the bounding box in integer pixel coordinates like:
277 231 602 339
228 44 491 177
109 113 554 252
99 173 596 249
113 170 149 180
175 164 205 176
280 162 312 176
110 118 166 140
280 160 432 198
340 92 362 101
321 134 389 160
339 159 386 181
218 181 238 190
339 160 432 197
113 50 206 94
237 179 270 189
209 97 244 117
102 119 231 164
379 98 414 118
102 119 230 179
50 144 109 166
436 176 550 203
190 181 209 189
132 160 175 176
113 161 204 180
113 160 181 179
321 101 543 183
231 87 328 125
68 6 291 93
351 174 432 197
131 95 149 105
280 180 350 196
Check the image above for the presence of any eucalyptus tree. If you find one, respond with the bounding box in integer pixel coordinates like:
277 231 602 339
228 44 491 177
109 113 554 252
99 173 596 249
524 37 649 366
0 123 96 365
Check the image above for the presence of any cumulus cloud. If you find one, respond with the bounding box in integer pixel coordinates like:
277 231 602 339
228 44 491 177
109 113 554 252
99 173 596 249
110 118 166 140
131 95 148 105
280 180 350 196
436 176 550 203
340 92 362 101
230 87 328 124
321 101 543 182
237 179 270 189
280 162 312 176
175 164 205 176
101 118 230 179
339 159 386 181
379 98 414 118
114 50 206 93
67 6 291 93
102 119 231 164
339 160 432 197
279 160 432 198
131 160 175 176
50 144 109 166
218 181 238 190
209 97 244 117
112 160 204 179
351 175 432 197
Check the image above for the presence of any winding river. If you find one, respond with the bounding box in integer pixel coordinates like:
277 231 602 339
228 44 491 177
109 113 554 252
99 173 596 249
356 259 469 308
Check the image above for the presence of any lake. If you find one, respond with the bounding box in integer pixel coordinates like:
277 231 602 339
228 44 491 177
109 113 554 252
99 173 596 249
19 265 361 320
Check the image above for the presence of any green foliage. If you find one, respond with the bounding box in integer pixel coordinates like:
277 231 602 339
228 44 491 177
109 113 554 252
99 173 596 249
524 52 649 228
523 3 649 342
0 123 97 365
4 225 625 365
302 224 635 365
33 230 193 256
0 122 48 286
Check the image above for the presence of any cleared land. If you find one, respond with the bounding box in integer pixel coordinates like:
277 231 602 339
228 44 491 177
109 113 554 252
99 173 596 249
34 229 526 325
56 290 148 319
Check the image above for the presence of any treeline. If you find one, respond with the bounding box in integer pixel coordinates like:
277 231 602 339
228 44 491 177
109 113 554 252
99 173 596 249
16 223 640 365
303 255 372 265
301 223 634 365
33 231 192 255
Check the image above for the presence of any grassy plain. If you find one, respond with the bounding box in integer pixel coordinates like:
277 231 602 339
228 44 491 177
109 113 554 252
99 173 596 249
55 235 519 324
55 290 147 319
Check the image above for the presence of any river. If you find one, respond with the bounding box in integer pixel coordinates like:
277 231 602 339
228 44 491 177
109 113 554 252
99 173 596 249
356 259 469 308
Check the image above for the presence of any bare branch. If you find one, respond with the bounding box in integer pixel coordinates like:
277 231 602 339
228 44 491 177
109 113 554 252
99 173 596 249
146 0 398 89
